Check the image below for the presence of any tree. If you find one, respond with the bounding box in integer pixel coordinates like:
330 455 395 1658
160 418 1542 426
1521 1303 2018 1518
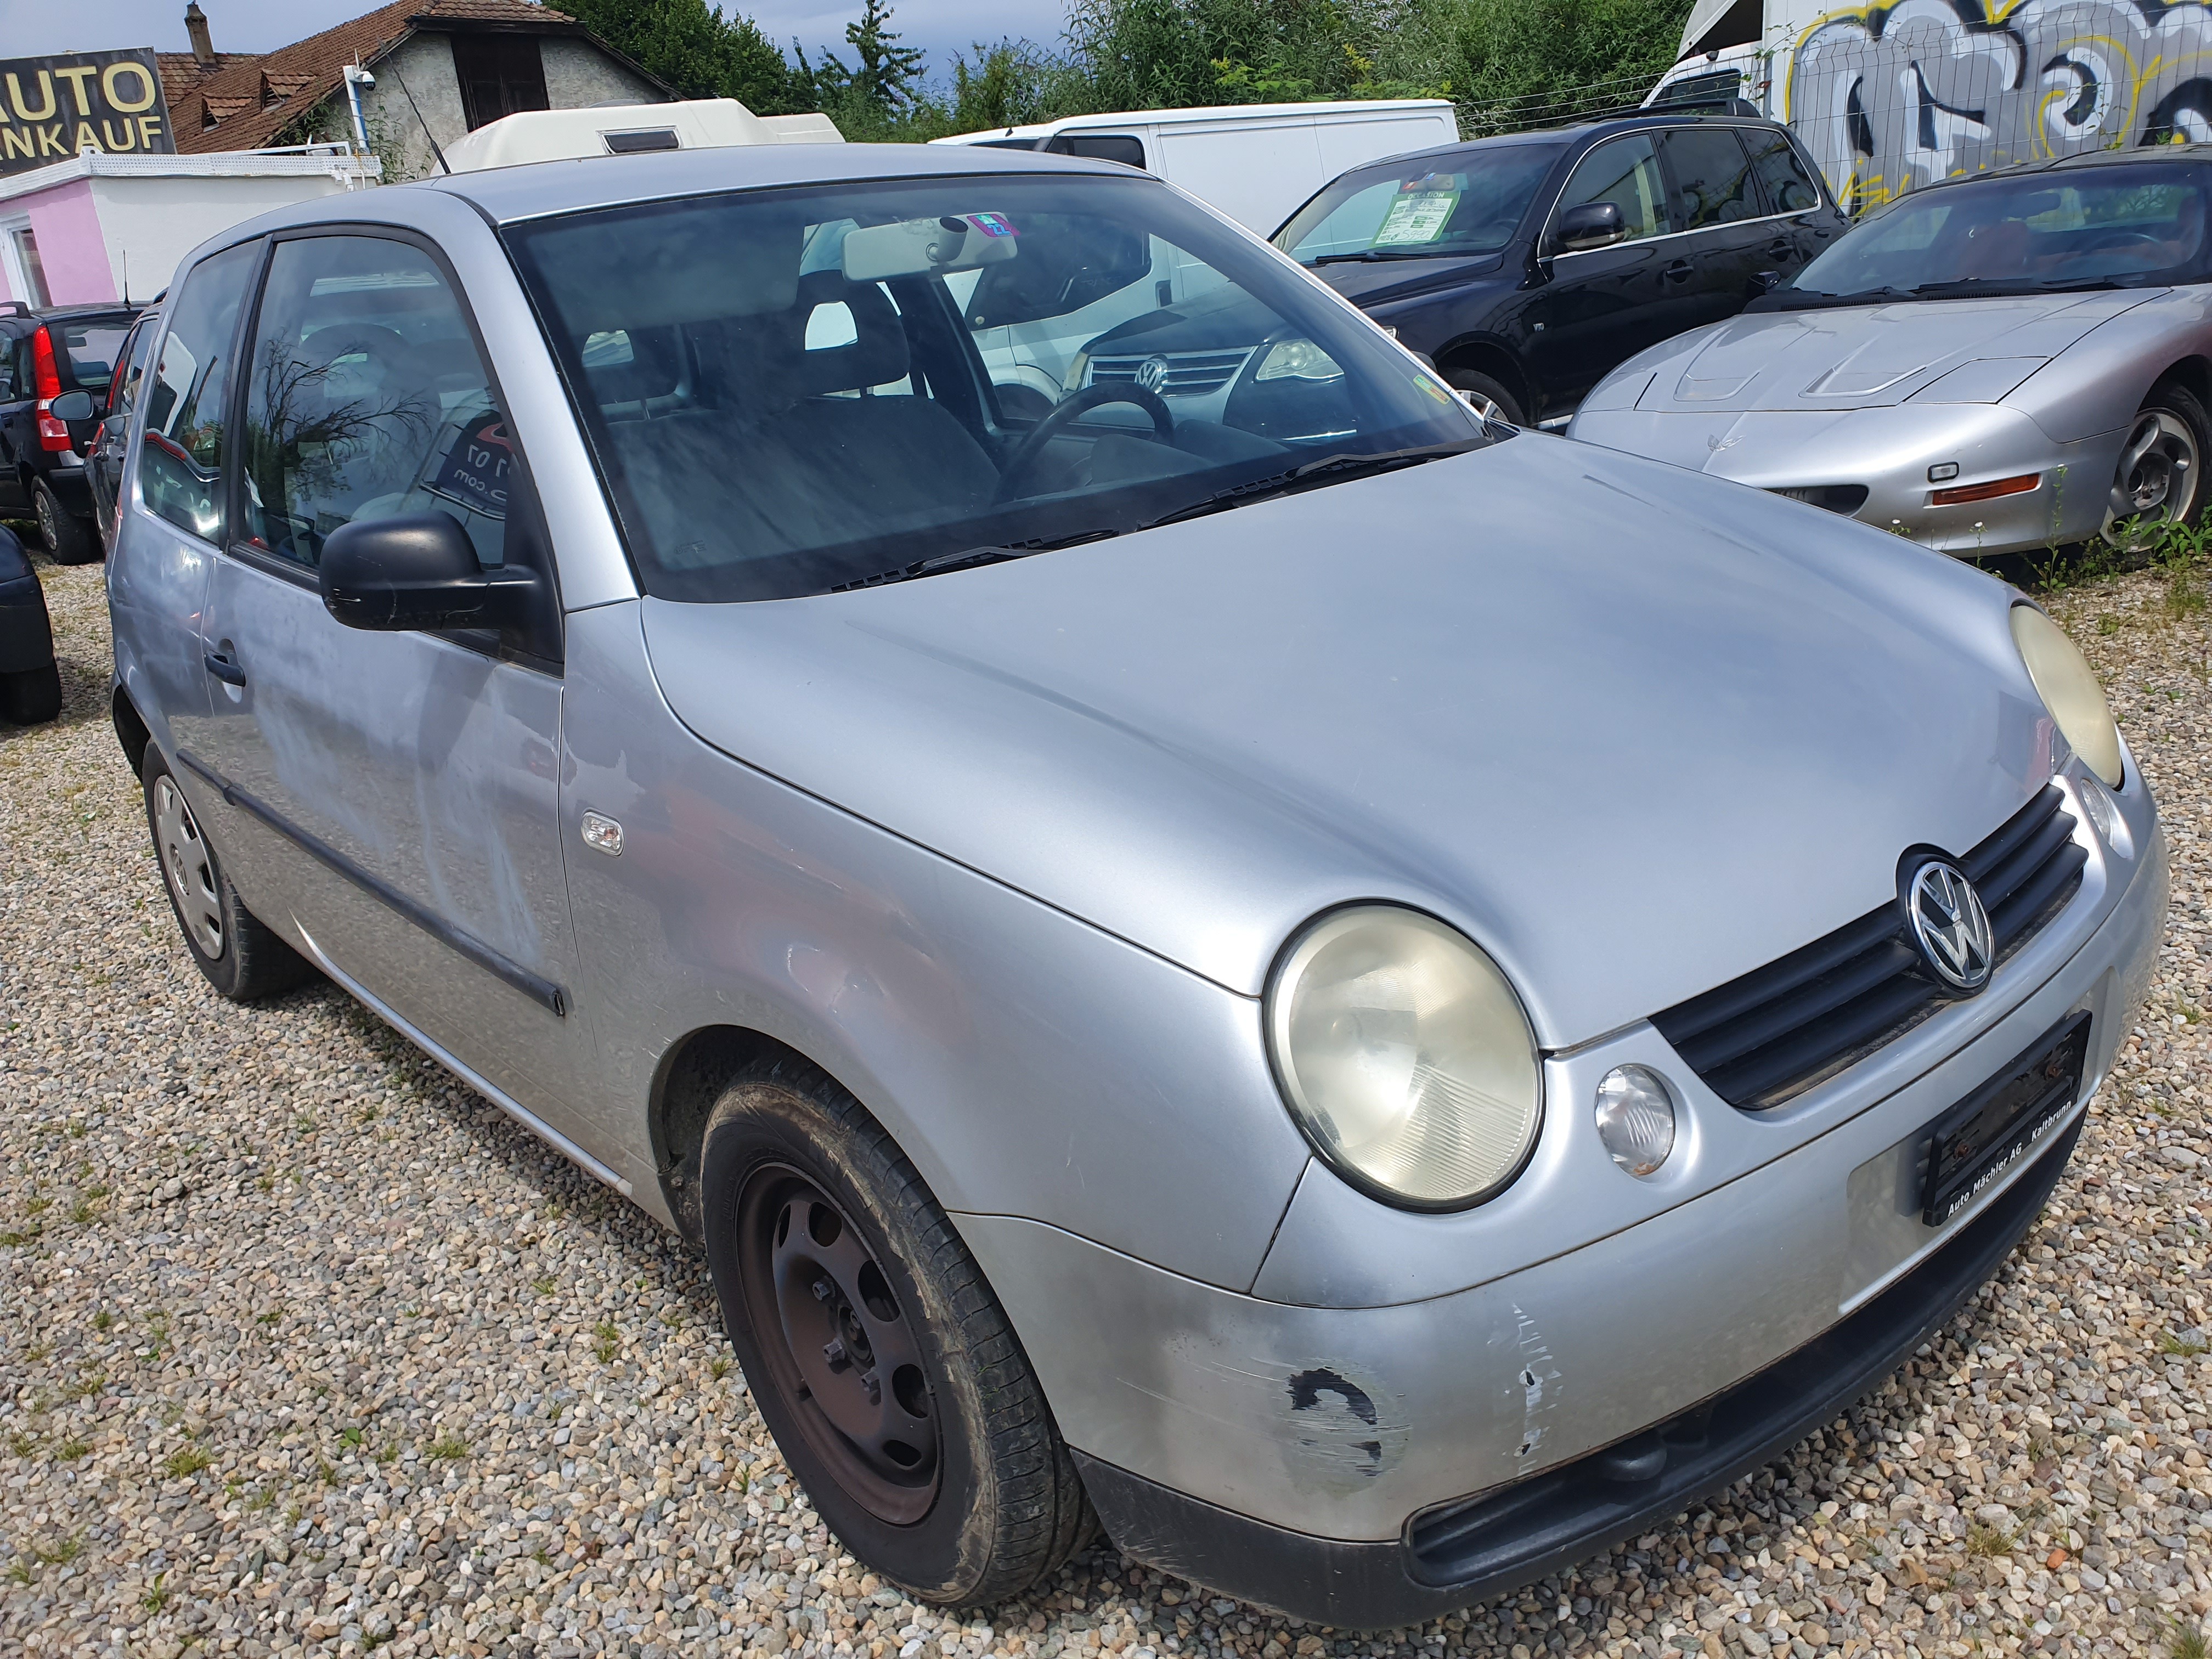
557 0 798 114
803 0 929 117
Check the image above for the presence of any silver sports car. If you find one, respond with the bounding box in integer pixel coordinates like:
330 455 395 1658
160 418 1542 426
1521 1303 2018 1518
1568 147 2212 557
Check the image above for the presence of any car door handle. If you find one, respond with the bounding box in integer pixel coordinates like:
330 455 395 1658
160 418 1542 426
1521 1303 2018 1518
203 652 247 687
1663 261 1694 283
1765 237 1795 258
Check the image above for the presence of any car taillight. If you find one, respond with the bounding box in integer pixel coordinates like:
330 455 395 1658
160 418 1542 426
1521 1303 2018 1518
32 326 71 453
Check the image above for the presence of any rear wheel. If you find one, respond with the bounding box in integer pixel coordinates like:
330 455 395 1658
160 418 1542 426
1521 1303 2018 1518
701 1057 1092 1604
1442 368 1524 427
0 661 60 724
33 480 97 566
142 748 314 1000
2101 382 2208 552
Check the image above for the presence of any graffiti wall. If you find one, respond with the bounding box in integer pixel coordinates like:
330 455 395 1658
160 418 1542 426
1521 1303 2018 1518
1786 0 2212 210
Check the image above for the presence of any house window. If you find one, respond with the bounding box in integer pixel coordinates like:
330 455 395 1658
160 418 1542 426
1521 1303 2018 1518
3 222 51 308
452 33 550 130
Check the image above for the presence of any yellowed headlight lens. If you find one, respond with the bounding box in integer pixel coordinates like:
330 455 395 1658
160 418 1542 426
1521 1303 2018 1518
2010 604 2123 787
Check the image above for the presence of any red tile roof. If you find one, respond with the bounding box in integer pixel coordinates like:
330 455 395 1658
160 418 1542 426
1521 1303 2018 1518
170 0 588 155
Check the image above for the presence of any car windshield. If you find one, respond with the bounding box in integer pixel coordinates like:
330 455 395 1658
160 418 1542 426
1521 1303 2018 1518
508 171 1486 602
1773 165 2210 305
57 318 132 390
1273 144 1560 264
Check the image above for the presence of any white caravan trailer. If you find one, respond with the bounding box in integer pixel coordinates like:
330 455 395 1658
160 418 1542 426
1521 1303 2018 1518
1648 0 2212 212
932 100 1460 234
441 99 842 173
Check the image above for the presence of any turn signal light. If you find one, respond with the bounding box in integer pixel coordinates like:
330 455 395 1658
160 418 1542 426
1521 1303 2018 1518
1931 471 2039 506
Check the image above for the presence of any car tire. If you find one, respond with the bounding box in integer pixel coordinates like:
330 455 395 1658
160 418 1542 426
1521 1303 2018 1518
0 661 61 724
33 480 98 566
699 1057 1094 1604
2101 380 2210 552
142 747 315 1001
1442 368 1525 427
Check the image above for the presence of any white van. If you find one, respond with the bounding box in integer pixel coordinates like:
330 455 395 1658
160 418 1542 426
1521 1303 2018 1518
442 99 842 173
933 100 1458 411
932 100 1459 234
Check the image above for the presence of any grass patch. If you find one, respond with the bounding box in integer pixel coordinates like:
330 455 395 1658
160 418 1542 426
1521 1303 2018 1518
56 1438 89 1460
426 1433 468 1461
593 1320 619 1364
1966 1521 2016 1558
2159 1333 2209 1357
162 1445 213 1479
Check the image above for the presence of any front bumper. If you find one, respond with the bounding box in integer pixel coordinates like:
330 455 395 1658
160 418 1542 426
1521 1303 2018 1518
1567 403 2123 556
1074 1111 2083 1628
965 769 2165 1627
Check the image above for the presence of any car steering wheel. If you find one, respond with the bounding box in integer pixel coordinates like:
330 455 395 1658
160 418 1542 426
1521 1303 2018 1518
996 383 1174 501
2076 229 2165 258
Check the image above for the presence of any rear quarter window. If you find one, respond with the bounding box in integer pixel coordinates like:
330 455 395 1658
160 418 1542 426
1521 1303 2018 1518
56 318 134 392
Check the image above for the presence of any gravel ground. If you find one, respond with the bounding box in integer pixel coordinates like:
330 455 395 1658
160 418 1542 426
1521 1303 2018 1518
2 550 2207 1659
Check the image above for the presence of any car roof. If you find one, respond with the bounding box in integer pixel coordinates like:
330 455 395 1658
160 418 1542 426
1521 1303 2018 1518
1323 110 1788 178
422 140 1133 225
1899 141 2212 199
0 302 139 330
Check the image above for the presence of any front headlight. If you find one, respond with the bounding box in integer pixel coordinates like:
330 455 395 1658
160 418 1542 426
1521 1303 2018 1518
1265 905 1542 1209
2010 603 2123 787
1254 338 1343 382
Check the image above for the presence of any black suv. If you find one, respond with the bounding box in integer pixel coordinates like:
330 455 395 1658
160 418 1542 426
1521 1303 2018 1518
1259 112 1848 427
0 301 142 563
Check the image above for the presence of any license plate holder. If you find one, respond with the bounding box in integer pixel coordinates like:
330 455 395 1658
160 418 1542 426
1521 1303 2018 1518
1920 1011 2090 1228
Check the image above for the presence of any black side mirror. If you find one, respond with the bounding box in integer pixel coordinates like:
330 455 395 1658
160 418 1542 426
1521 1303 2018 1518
1554 201 1626 254
318 511 539 633
47 389 97 421
1750 269 1786 295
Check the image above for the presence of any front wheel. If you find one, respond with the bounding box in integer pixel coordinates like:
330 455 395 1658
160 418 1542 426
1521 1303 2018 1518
2101 382 2208 551
700 1058 1092 1604
1442 368 1524 427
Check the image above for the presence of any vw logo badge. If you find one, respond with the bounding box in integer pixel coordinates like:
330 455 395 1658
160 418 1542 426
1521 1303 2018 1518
1135 356 1171 394
1905 860 1994 993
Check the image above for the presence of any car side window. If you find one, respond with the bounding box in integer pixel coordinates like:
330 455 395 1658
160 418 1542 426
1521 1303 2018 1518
141 240 261 544
1556 136 1673 244
1050 134 1146 169
1662 129 1760 229
241 235 509 571
108 316 155 418
1744 131 1825 215
0 332 15 399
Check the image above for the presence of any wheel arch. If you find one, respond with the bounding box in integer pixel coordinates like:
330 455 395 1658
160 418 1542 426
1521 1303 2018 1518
1431 336 1532 417
649 1023 821 1243
111 683 151 776
2147 354 2212 410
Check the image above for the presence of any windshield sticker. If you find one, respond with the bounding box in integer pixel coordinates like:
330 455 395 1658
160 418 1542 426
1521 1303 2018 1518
428 415 511 520
964 212 1017 238
1374 188 1459 247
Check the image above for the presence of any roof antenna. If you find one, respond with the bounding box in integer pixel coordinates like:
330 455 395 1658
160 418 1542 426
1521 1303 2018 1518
384 61 451 174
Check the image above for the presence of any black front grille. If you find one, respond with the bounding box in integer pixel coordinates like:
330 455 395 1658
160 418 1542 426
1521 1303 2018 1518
1652 786 2086 1109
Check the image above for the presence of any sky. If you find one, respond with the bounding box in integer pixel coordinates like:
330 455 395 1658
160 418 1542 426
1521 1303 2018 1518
0 0 1067 80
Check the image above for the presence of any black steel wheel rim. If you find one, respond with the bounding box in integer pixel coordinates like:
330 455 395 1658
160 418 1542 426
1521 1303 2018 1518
737 1163 940 1525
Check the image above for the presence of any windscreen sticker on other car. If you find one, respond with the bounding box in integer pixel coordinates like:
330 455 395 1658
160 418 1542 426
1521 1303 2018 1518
429 415 513 520
1373 180 1461 246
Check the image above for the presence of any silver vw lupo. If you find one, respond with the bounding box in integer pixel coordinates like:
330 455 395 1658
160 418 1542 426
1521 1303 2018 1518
108 143 2166 1627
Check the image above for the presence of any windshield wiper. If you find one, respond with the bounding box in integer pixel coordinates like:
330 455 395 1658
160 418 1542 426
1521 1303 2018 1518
1752 285 1920 311
1904 275 2129 299
828 530 1113 592
1141 442 1481 532
1309 247 1475 265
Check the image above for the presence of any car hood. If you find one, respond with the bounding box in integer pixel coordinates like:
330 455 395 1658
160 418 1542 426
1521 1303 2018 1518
1308 251 1509 307
1632 290 2154 414
641 439 2056 1047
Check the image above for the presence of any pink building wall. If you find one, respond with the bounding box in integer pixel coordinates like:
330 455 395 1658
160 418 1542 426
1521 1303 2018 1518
0 179 117 307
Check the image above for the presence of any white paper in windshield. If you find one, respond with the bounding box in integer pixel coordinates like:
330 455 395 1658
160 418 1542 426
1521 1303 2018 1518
1373 188 1459 246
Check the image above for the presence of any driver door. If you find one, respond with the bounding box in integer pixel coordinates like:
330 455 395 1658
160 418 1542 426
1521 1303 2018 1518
190 231 603 1152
